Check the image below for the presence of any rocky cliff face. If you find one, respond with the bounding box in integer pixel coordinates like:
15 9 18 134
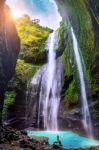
55 0 99 85
55 0 99 137
0 1 20 123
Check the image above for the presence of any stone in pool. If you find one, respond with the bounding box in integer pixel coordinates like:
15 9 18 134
27 131 99 148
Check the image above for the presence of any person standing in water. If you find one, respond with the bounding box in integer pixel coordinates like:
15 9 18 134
53 135 62 149
57 135 62 146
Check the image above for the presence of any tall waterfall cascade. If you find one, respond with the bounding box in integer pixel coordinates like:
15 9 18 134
38 31 63 131
71 27 93 138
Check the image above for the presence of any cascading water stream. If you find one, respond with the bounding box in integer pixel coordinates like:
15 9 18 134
71 27 93 138
38 31 62 131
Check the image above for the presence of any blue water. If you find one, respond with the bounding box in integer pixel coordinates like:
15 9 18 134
28 131 99 148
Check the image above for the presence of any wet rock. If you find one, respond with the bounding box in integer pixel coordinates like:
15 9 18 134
58 103 85 135
7 132 19 141
0 138 7 144
21 130 28 136
30 136 48 144
20 140 36 150
0 126 48 149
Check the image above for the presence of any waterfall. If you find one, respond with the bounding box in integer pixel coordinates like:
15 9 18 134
71 27 93 137
38 31 62 131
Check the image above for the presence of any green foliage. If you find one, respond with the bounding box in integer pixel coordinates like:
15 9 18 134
66 0 99 92
64 0 95 83
58 0 99 109
3 15 50 115
58 21 79 109
8 59 40 91
15 15 51 64
9 15 49 91
58 21 69 46
3 91 16 114
58 21 74 78
63 80 79 109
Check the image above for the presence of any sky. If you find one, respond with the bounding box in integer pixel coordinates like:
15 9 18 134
6 0 62 29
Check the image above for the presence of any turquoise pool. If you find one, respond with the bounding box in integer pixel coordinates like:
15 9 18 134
28 131 99 148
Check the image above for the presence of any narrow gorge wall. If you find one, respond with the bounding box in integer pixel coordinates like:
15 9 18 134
0 0 20 123
55 0 99 136
56 0 99 91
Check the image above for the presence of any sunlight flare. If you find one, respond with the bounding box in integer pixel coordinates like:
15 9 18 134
11 9 24 18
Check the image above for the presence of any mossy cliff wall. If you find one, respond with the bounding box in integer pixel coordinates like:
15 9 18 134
56 0 99 135
56 0 99 106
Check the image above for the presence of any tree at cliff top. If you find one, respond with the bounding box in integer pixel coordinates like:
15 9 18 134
9 15 51 92
15 15 51 64
3 14 51 100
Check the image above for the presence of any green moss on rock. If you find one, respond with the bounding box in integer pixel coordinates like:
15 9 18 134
8 59 40 91
58 21 79 109
63 80 79 109
57 0 99 110
3 91 16 114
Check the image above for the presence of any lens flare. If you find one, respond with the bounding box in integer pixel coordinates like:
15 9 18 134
11 9 24 18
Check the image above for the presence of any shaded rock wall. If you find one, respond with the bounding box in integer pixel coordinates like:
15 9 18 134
0 1 20 123
7 65 43 129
